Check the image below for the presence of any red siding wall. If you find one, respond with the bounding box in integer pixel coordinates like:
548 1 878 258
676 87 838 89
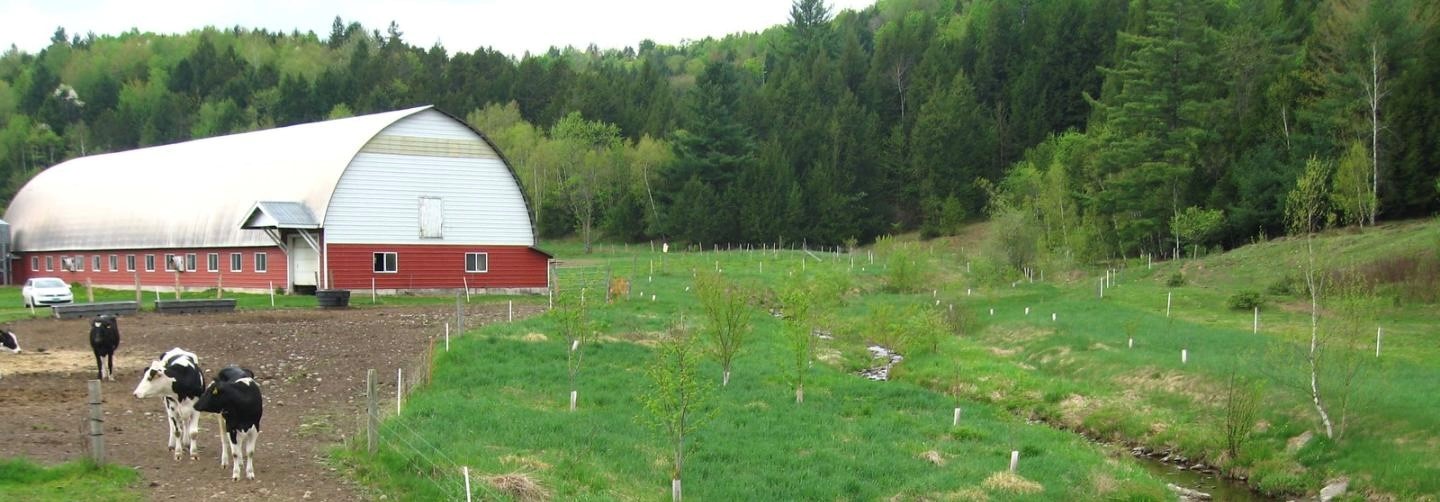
15 247 288 291
326 244 548 290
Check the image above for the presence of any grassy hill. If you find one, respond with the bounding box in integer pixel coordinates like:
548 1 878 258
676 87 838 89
344 219 1440 500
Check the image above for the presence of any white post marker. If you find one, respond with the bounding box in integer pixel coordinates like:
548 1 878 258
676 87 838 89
1052 313 1057 322
652 294 657 302
967 288 972 296
396 368 403 415
372 278 377 303
1181 349 1188 364
1166 292 1172 318
1024 307 1030 315
1376 327 1382 357
989 308 994 316
1253 306 1259 333
1128 337 1133 349
953 407 962 426
570 390 578 411
463 466 472 502
445 323 450 351
1009 450 1020 473
1099 279 1105 298
269 281 275 307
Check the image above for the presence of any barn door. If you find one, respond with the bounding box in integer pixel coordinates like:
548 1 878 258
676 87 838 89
288 234 319 289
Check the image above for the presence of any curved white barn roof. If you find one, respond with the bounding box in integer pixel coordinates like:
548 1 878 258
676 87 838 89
4 106 530 252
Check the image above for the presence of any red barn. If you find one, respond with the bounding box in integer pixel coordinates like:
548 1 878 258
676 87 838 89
4 106 550 295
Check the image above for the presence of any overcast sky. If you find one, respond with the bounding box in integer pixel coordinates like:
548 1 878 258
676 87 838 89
2 0 877 57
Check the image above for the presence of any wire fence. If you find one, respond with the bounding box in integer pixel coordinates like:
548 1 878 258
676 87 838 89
350 303 530 500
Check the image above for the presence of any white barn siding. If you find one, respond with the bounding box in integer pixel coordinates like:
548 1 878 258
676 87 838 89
323 110 534 246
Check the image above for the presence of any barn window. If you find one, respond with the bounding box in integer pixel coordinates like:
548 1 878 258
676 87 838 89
145 255 156 272
45 256 53 271
127 255 137 272
207 253 219 272
93 255 102 272
230 253 242 272
465 252 488 273
164 254 177 272
373 252 398 273
109 255 119 272
419 197 444 239
186 254 197 272
75 255 84 271
62 256 77 272
254 253 268 272
31 256 38 271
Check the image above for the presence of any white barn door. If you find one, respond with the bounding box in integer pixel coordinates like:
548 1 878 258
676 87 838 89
288 234 319 289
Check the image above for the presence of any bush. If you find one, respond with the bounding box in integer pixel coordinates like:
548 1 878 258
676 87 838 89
1166 272 1186 287
1227 290 1263 310
1266 275 1299 296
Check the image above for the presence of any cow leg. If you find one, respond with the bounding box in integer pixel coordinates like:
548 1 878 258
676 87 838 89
228 431 242 481
243 428 257 480
95 354 104 380
106 354 115 381
163 401 176 448
218 415 229 466
185 409 200 459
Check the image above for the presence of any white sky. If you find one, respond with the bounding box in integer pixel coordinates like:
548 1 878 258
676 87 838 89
1 0 877 57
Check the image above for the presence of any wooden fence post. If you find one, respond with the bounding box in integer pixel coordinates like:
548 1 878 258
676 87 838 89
87 380 105 464
367 369 377 454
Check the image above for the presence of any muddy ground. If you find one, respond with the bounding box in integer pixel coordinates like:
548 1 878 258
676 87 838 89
0 303 541 501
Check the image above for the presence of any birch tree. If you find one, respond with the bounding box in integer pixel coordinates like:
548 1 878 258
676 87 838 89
693 271 753 387
641 319 710 502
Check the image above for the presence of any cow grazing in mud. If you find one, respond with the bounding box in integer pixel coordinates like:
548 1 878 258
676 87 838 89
133 348 205 460
208 365 255 467
195 372 263 480
0 329 19 381
89 314 120 381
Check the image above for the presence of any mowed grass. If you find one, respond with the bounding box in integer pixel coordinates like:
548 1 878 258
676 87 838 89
339 242 1171 500
0 459 141 502
0 283 541 324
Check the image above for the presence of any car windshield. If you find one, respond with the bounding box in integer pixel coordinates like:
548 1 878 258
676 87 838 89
32 279 67 288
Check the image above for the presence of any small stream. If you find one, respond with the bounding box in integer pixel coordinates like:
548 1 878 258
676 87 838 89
1130 449 1273 501
853 344 1273 500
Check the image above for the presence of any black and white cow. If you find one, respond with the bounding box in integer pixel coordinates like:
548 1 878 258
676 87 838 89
132 348 205 460
208 365 255 467
89 314 120 381
0 329 19 381
195 373 263 480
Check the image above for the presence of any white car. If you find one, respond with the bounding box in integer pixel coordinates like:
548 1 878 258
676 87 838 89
23 277 74 307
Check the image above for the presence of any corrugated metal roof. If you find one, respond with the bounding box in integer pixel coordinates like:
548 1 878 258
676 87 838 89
4 106 432 251
242 201 320 229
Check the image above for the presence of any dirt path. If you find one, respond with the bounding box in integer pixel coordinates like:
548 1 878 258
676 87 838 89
0 304 542 501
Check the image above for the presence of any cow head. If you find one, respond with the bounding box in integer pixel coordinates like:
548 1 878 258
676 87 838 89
91 314 118 332
133 350 198 399
0 329 19 353
133 359 175 398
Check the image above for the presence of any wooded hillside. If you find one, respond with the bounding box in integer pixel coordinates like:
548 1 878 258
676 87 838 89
1 0 1435 259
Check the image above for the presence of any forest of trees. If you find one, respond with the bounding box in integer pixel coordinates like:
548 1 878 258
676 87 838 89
1 0 1436 261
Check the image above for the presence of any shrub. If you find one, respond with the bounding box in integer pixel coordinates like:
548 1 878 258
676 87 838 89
1266 275 1299 296
1166 272 1186 287
1227 290 1263 310
884 252 927 293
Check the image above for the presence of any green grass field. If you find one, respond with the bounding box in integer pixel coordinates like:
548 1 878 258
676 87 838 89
0 459 141 502
345 221 1440 500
